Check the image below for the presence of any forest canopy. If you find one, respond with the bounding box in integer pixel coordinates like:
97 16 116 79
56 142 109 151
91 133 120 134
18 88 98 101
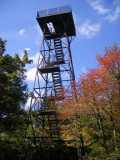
0 37 120 159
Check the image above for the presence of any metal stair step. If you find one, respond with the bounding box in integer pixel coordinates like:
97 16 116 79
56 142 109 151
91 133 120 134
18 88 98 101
56 53 63 56
54 38 64 64
55 92 63 95
54 80 61 86
54 81 62 84
55 48 62 50
56 55 62 57
56 51 62 54
54 39 61 42
55 44 62 47
54 83 61 85
53 77 61 80
53 72 59 74
54 81 61 83
54 75 59 79
53 76 60 78
54 86 62 89
56 54 63 57
55 90 63 93
55 50 62 52
53 79 61 81
56 52 62 54
52 69 64 99
55 47 62 49
54 40 60 42
55 89 63 92
54 87 62 90
56 59 63 62
56 52 63 55
55 47 62 50
56 56 63 58
54 39 60 41
56 53 63 55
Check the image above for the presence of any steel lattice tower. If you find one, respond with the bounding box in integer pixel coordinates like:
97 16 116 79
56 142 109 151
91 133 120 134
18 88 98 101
28 6 77 146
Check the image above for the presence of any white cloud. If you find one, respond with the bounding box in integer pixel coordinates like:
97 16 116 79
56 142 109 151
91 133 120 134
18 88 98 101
87 0 110 15
26 67 37 81
78 20 101 38
18 28 26 36
25 52 42 82
105 0 120 22
87 0 120 22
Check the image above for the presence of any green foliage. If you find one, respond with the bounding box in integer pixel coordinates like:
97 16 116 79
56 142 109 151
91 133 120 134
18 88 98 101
60 46 120 159
0 38 29 134
1 39 120 159
0 38 6 56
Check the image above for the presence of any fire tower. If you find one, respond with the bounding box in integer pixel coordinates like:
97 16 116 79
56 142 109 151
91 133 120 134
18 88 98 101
28 6 77 146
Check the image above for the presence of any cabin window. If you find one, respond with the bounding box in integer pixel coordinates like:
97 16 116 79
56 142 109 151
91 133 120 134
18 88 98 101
47 22 55 33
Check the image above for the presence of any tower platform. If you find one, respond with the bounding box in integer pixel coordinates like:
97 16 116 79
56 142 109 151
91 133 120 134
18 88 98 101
37 6 76 39
38 65 60 73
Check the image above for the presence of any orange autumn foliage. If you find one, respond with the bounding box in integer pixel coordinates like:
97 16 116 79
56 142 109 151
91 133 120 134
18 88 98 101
97 45 120 80
60 45 120 120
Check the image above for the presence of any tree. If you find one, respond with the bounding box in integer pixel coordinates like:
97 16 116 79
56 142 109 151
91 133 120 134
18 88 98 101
59 45 120 159
0 38 30 134
0 38 6 56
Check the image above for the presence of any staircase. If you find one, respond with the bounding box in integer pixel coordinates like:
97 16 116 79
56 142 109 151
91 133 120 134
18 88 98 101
54 38 64 64
52 71 64 100
37 110 60 140
48 112 59 139
37 38 64 142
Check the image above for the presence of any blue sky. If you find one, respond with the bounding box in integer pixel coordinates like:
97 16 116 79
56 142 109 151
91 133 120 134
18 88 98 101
0 0 120 84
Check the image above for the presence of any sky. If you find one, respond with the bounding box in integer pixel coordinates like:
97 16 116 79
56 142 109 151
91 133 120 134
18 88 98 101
0 0 120 85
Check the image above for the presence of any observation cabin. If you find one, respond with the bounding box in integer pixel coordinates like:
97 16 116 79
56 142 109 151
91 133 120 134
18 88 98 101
37 6 76 39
